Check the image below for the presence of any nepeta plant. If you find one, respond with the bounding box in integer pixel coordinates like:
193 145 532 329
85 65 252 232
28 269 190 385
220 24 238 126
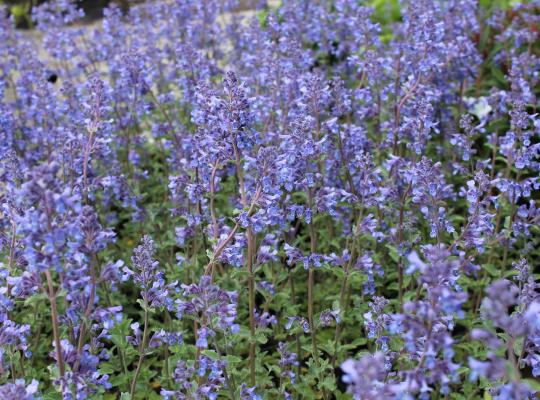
0 0 539 399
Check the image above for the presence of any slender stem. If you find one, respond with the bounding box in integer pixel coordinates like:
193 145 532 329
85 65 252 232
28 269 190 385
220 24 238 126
130 305 149 397
330 203 364 367
102 282 129 376
306 189 319 366
331 251 353 367
392 54 402 155
476 155 514 313
288 271 302 382
147 89 182 149
208 321 237 397
18 350 25 378
502 172 520 267
232 134 257 386
45 270 64 377
73 254 98 371
82 120 96 203
163 312 172 387
247 226 256 386
502 199 516 267
6 220 17 326
204 186 261 276
307 267 317 359
396 183 411 309
507 338 521 382
30 303 42 369
209 163 220 241
7 222 16 287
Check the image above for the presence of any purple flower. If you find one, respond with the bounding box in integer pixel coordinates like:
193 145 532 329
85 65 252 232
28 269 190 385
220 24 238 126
124 235 176 309
0 379 39 400
176 276 239 348
341 353 393 399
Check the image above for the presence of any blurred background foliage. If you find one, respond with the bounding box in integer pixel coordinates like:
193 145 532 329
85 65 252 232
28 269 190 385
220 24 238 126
0 0 531 30
0 0 130 28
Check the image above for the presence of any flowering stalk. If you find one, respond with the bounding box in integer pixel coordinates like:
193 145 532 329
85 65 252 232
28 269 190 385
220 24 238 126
209 163 220 241
72 254 97 372
247 226 256 386
125 236 174 397
306 188 318 365
231 130 257 385
331 244 354 367
204 186 261 276
44 270 64 378
130 301 149 398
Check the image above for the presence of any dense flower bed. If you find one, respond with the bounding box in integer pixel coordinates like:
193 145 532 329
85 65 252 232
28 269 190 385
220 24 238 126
1 0 539 399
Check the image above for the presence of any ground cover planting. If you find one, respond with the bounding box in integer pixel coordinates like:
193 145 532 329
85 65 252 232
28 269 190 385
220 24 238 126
0 0 539 399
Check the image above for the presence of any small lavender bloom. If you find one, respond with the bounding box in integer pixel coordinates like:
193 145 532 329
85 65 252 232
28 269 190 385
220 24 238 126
285 316 310 333
514 258 531 284
492 383 536 400
240 384 262 400
468 355 505 382
52 339 111 399
176 276 239 348
0 379 39 400
523 301 540 377
0 320 32 370
278 342 299 385
364 296 391 354
256 281 275 296
472 280 540 393
15 163 81 274
319 309 341 327
6 271 41 298
32 0 84 29
123 235 176 309
408 157 454 238
341 353 392 399
254 309 277 328
78 205 115 255
149 330 183 348
196 355 227 399
355 253 383 296
481 279 523 335
161 360 195 398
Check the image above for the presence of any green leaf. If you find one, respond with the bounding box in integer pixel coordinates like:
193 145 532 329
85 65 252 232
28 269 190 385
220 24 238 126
24 292 49 307
224 355 242 364
201 350 219 360
99 362 118 375
523 378 540 392
255 331 268 344
482 263 500 278
386 244 400 262
110 374 130 387
319 376 337 391
513 337 524 357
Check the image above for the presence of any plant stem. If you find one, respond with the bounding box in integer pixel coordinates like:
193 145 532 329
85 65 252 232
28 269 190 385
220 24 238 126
331 247 354 368
307 189 319 365
130 304 149 398
396 183 411 310
209 163 220 241
232 135 257 386
288 271 302 382
247 226 256 386
45 269 64 377
73 254 98 372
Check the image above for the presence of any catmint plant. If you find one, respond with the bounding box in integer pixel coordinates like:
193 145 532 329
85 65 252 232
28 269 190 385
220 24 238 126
0 0 539 398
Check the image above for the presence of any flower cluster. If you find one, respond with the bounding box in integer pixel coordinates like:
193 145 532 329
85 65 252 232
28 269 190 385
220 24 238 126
0 0 539 398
